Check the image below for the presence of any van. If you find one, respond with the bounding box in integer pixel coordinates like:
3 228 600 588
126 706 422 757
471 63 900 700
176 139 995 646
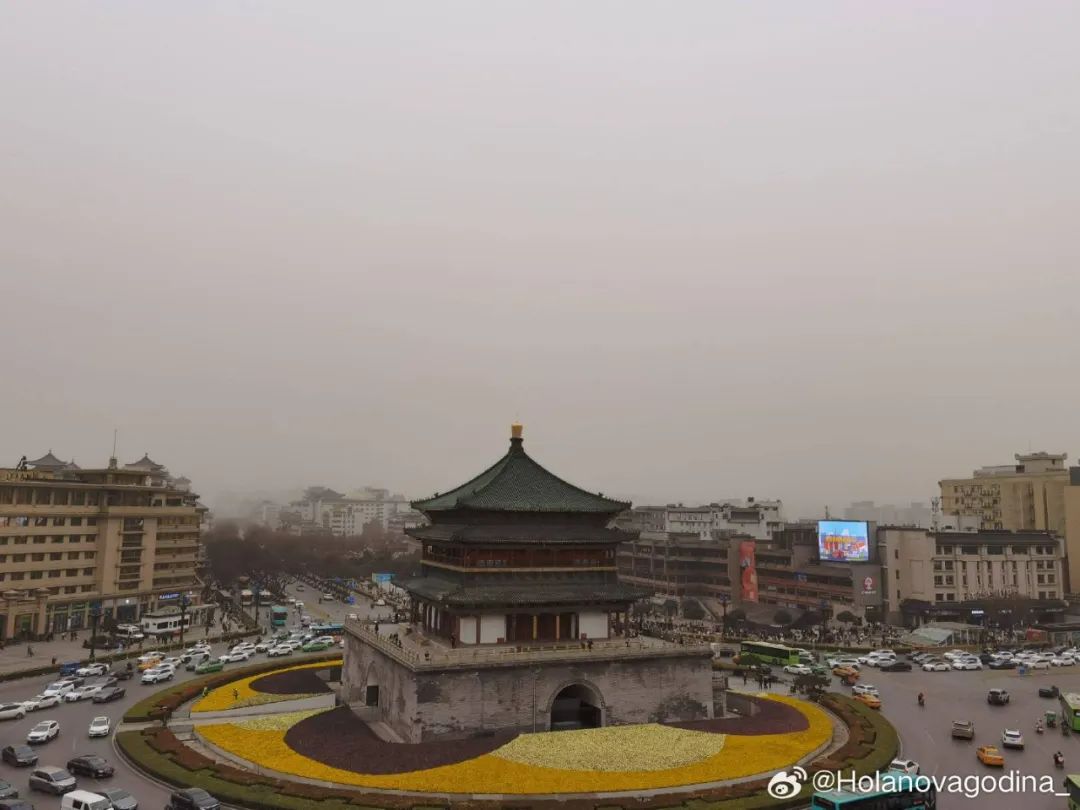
61 790 112 810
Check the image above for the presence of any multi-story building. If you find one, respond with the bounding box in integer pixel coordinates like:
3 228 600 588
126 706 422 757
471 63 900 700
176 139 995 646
617 522 882 622
939 452 1068 534
844 500 931 528
618 499 784 542
278 486 413 536
0 451 205 639
879 527 1066 626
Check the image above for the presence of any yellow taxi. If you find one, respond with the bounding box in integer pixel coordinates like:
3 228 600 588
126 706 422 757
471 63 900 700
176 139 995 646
854 692 882 710
833 665 859 680
976 745 1005 767
137 655 164 672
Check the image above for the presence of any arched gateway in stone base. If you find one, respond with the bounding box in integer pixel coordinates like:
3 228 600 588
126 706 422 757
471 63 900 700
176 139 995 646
548 681 605 730
340 425 717 743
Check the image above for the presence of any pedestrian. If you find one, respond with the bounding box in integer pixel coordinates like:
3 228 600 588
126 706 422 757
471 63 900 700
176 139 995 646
202 686 209 698
232 688 239 702
51 656 57 667
742 671 747 685
26 645 33 657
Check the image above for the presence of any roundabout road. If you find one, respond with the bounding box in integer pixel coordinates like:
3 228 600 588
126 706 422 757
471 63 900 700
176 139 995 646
842 662 1078 809
0 583 370 810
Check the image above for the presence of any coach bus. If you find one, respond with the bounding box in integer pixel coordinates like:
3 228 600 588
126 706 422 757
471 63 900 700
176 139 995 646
739 641 799 667
812 777 936 809
270 605 288 628
239 589 254 607
1060 693 1080 732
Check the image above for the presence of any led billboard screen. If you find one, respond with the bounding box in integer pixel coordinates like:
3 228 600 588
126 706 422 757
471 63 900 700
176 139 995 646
817 520 870 562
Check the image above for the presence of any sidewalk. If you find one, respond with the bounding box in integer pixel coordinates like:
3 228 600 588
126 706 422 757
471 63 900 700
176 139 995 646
0 624 256 680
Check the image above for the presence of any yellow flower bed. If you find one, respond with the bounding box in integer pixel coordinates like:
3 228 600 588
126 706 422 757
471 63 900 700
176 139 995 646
192 659 342 713
198 694 831 794
491 724 725 771
237 708 330 732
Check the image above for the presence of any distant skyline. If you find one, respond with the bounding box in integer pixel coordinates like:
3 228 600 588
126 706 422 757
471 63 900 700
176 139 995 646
3 3 1078 517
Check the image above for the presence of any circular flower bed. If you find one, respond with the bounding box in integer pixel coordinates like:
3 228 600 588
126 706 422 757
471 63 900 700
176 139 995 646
197 694 831 795
192 659 341 713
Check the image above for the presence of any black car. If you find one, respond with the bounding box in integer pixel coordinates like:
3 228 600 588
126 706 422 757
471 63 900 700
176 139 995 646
102 788 139 810
988 688 1011 705
112 668 134 681
988 659 1017 670
0 781 17 800
880 660 912 672
66 755 115 779
0 746 37 767
93 687 126 703
166 788 220 810
1040 685 1061 698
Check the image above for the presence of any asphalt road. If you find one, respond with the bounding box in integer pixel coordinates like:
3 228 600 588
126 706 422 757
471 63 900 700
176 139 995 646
0 580 378 810
849 662 1079 809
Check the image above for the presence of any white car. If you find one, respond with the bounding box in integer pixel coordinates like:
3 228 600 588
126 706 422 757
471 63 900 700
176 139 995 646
313 636 335 645
254 642 272 653
23 694 61 711
42 682 75 699
0 702 27 720
783 664 812 675
27 720 60 743
219 651 252 663
1002 729 1025 749
889 758 920 775
266 645 293 657
347 613 359 621
952 659 982 671
64 684 103 702
88 716 111 738
141 667 173 684
1028 659 1052 670
229 645 256 655
159 657 183 669
76 663 109 678
922 660 951 672
282 640 303 651
853 684 880 697
1052 657 1076 667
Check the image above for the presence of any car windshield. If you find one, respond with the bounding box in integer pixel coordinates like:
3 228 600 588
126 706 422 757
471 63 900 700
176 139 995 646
82 756 106 765
187 789 212 800
31 723 50 732
105 790 132 801
13 746 33 755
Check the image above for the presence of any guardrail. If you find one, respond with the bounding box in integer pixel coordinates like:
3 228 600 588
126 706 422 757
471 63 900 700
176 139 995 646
345 619 711 670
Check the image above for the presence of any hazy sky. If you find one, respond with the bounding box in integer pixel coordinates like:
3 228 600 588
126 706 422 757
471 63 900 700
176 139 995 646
3 2 1079 516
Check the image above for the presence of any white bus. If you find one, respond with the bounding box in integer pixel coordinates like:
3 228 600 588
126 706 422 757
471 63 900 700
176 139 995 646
141 604 212 638
239 589 254 607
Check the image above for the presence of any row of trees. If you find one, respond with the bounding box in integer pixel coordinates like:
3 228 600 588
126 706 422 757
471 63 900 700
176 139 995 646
203 521 420 589
665 598 863 629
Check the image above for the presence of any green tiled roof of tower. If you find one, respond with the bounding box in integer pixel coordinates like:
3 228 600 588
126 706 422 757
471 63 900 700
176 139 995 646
412 425 630 515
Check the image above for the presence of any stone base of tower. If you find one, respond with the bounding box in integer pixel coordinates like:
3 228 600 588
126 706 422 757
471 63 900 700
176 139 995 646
341 621 714 743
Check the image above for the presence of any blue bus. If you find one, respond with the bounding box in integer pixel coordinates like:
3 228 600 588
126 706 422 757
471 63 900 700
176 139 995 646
812 777 936 809
310 622 344 636
270 606 288 627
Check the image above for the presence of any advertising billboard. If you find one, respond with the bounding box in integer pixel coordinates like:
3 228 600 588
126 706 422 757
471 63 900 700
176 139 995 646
817 520 870 562
739 540 758 602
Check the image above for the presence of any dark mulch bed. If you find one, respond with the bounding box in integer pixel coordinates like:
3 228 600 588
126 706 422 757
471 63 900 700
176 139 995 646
285 706 516 774
671 695 809 735
250 668 331 696
286 696 806 775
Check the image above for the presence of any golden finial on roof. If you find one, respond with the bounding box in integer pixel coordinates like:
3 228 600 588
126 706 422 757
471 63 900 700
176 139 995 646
511 423 523 440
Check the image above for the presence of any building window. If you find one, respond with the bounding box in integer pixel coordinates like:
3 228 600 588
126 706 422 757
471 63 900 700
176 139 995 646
82 567 94 575
53 517 66 526
10 572 24 581
30 571 42 579
71 517 83 526
50 553 62 560
65 568 78 576
31 553 44 562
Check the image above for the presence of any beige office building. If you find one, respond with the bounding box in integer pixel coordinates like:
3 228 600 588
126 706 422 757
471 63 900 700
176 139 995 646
0 451 205 639
880 527 1065 624
939 452 1068 533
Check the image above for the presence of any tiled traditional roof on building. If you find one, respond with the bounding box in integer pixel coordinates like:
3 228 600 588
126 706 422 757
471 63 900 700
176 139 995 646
412 426 630 515
409 523 630 545
402 576 649 607
26 451 68 470
125 453 165 472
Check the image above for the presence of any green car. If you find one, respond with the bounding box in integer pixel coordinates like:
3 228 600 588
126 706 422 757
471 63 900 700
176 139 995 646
301 641 329 652
195 660 225 674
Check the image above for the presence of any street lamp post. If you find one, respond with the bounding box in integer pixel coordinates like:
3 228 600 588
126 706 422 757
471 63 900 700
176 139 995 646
179 594 191 649
88 604 102 662
719 594 730 638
